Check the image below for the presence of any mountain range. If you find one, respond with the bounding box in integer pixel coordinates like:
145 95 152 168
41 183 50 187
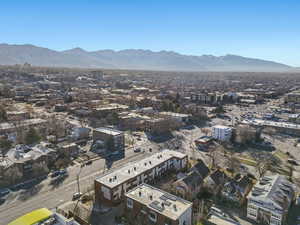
0 43 293 72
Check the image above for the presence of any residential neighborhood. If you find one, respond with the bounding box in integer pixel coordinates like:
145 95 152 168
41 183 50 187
0 65 299 225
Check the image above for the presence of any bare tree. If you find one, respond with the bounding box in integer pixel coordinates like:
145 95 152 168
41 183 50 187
208 148 221 170
201 128 210 136
25 104 34 118
47 115 67 142
12 120 24 144
225 152 241 175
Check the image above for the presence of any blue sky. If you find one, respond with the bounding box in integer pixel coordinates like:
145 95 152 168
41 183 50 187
0 0 299 66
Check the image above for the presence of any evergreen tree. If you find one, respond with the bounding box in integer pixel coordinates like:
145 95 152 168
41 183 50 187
25 127 41 145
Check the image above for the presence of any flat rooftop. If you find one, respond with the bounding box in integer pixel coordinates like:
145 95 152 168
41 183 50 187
0 118 47 131
95 104 129 111
160 112 190 117
208 214 239 225
213 125 232 129
96 150 186 188
94 127 123 136
126 184 192 221
242 119 300 130
248 174 294 211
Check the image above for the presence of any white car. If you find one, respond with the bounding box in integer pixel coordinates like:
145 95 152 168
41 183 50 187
72 192 82 201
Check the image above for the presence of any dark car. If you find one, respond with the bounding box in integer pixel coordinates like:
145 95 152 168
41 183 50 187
51 171 61 178
85 160 93 165
134 148 141 153
0 188 10 197
288 159 299 166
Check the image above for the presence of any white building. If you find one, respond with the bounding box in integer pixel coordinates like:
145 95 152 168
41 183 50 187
159 112 190 123
125 184 193 225
247 175 295 225
212 125 232 141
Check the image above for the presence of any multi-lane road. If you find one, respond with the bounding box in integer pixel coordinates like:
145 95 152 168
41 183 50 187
0 144 156 225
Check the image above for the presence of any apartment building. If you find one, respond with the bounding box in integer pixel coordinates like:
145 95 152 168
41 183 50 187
124 184 192 225
247 175 295 225
0 118 48 135
191 93 225 104
284 92 300 104
242 119 300 136
93 103 129 117
6 111 30 121
212 125 232 141
93 127 124 152
94 150 188 205
159 112 190 123
0 143 56 186
191 93 216 104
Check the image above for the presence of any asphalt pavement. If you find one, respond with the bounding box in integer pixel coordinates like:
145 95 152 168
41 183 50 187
0 148 155 225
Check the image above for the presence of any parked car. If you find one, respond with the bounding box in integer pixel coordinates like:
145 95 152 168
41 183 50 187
72 192 82 201
85 160 93 165
0 188 10 197
134 148 141 153
288 159 299 166
51 171 61 178
59 169 67 175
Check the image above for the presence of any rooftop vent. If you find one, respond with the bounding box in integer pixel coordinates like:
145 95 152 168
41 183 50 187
150 195 153 200
173 204 177 211
139 191 142 197
144 162 147 166
128 170 130 174
134 167 136 171
149 161 151 164
114 175 117 180
109 178 112 182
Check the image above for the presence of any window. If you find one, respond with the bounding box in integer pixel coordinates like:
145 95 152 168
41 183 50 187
248 212 256 218
113 193 119 200
248 204 257 210
149 211 157 222
127 198 133 209
271 219 281 225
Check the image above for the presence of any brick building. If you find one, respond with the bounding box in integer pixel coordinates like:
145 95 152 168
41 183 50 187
94 150 187 206
124 184 192 225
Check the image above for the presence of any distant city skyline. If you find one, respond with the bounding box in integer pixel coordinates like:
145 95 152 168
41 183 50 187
1 0 299 66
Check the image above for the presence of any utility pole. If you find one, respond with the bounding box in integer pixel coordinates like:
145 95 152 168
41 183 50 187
190 129 196 160
77 165 83 193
